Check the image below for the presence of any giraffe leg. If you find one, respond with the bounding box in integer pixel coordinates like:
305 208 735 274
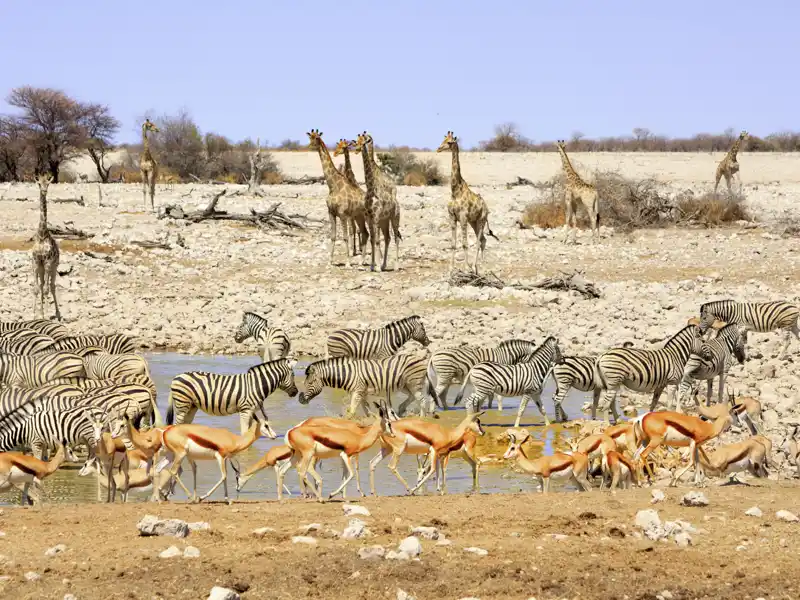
32 260 45 319
471 221 484 275
48 264 61 321
380 221 390 272
149 173 156 210
461 221 470 271
142 171 148 207
725 172 732 196
328 212 339 266
449 218 458 273
562 192 574 244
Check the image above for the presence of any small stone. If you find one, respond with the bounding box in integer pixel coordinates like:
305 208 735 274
342 519 371 540
188 522 210 532
681 491 709 507
736 545 748 551
745 506 763 518
547 533 568 541
660 592 674 600
357 545 385 560
298 523 321 534
674 532 692 547
464 547 489 556
396 589 417 600
349 571 361 579
183 546 200 558
252 527 276 538
0 576 11 584
159 546 182 559
64 595 77 600
776 510 799 522
343 504 370 517
410 526 440 540
436 538 452 546
45 544 67 557
650 489 666 504
385 550 410 561
635 509 665 540
510 532 522 538
207 587 241 600
137 515 189 538
24 571 41 582
398 536 422 557
291 536 318 546
779 538 788 547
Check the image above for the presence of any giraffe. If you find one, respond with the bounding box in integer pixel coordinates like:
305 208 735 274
139 119 160 210
714 130 749 197
31 173 62 321
555 140 600 244
436 131 496 274
354 132 402 271
307 129 376 270
333 138 368 258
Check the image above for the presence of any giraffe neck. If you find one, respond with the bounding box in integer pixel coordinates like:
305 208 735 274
727 137 743 161
142 128 152 161
557 147 582 184
450 142 463 189
316 141 344 193
360 142 377 193
368 139 376 164
343 147 353 176
38 187 48 235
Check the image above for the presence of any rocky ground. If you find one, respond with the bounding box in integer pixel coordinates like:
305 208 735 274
2 485 800 599
2 151 800 472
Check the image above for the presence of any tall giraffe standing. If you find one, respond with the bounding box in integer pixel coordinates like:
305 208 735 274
31 173 62 321
437 131 496 274
139 119 160 210
307 129 376 270
333 138 367 257
354 132 402 271
714 130 749 196
555 140 600 244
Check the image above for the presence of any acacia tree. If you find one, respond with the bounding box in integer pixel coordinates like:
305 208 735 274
82 103 120 182
0 117 28 181
6 87 91 181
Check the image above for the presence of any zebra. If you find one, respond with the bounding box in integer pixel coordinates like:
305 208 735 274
676 323 748 412
43 334 137 355
82 352 149 380
233 312 291 361
299 354 434 417
594 324 704 424
0 403 105 460
76 384 158 435
0 319 70 339
325 315 430 360
699 299 800 358
166 358 297 434
0 385 84 422
46 374 157 399
0 351 86 387
453 337 564 427
0 329 56 354
549 342 635 423
427 339 542 409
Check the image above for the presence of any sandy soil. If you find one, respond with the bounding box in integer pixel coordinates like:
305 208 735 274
2 483 800 600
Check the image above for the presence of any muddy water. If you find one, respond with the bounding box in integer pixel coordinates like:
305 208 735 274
1 353 593 505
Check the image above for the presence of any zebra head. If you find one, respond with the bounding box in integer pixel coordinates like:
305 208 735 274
234 312 260 343
732 325 749 364
409 316 431 347
698 300 732 333
278 359 299 398
298 361 324 405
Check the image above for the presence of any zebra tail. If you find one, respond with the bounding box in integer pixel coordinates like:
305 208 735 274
452 371 471 406
426 360 442 407
165 394 174 425
593 359 607 391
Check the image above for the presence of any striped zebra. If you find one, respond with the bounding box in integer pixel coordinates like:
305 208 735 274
233 312 291 361
0 329 56 354
0 352 86 387
453 337 564 427
549 342 634 423
0 394 89 436
299 353 433 417
46 374 157 400
82 352 149 380
326 315 430 360
427 339 541 409
0 403 105 459
676 324 748 411
0 319 69 339
44 334 137 355
699 299 800 358
166 358 298 434
0 385 84 422
594 324 704 424
77 384 158 434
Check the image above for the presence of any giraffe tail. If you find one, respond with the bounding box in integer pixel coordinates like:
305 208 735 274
486 220 499 241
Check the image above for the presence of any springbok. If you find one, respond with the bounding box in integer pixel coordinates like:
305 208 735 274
0 442 67 505
502 429 591 493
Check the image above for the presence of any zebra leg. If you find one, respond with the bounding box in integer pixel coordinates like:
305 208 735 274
496 394 503 412
514 394 532 428
239 410 256 436
552 382 571 423
779 325 798 359
599 389 617 423
531 391 550 427
716 373 724 406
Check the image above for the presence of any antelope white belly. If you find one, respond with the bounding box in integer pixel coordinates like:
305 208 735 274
663 427 692 443
548 464 573 479
723 459 750 474
185 440 219 459
8 466 35 485
405 435 432 453
312 442 341 459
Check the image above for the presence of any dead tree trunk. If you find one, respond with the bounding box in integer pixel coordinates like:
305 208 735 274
247 138 267 196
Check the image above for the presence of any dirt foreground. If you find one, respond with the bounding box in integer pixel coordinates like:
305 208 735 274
2 483 800 600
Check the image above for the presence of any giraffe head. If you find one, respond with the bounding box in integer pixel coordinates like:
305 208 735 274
142 119 160 135
436 131 458 153
353 131 372 155
306 129 326 151
739 130 749 141
35 172 53 192
555 139 567 152
333 138 356 157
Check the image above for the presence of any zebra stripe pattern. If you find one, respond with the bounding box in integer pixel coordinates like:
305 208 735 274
0 385 84 422
427 339 542 408
677 323 748 410
0 404 105 459
326 315 430 360
0 329 56 354
594 325 704 423
0 319 70 339
300 354 432 417
82 353 149 380
233 312 291 361
699 299 800 358
0 352 87 387
167 358 297 434
453 337 563 427
550 356 599 423
43 334 137 355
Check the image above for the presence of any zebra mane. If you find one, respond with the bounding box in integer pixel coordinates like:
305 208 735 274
664 324 701 347
700 299 735 313
497 339 535 348
714 323 742 340
243 311 268 321
385 315 421 328
248 358 287 373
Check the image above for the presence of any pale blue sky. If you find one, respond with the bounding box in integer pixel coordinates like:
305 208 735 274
1 1 797 147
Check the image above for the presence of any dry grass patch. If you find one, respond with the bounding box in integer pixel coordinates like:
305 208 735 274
377 147 444 185
675 192 748 225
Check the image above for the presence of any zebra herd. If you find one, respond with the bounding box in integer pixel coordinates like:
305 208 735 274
0 296 798 504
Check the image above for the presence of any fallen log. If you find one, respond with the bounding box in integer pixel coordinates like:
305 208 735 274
448 269 601 299
27 223 92 241
6 196 86 206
